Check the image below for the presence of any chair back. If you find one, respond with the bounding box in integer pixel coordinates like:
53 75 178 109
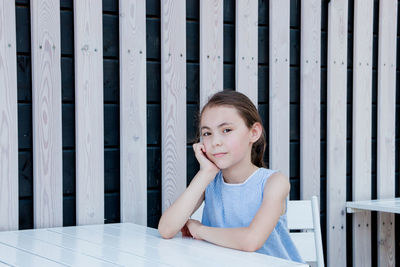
287 196 324 267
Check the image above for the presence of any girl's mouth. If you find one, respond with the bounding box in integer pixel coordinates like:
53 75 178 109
213 153 226 158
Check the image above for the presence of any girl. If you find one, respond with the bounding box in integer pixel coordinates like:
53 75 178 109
158 91 303 263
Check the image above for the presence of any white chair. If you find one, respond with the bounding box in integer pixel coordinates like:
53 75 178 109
287 196 324 267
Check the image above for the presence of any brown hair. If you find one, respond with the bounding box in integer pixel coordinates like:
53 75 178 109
198 90 266 168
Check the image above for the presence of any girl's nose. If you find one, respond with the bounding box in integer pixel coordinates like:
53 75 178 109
212 135 222 146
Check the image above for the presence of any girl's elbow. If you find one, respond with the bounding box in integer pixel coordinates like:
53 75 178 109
158 226 175 239
158 220 175 239
241 241 262 252
240 233 264 252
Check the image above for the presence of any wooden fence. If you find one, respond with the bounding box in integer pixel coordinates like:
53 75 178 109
0 0 398 266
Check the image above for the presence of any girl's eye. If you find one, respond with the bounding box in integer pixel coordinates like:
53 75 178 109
223 128 232 133
202 132 211 137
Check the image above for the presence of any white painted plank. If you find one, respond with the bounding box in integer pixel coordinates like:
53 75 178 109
31 0 63 229
161 0 187 212
269 0 290 176
346 198 400 214
49 226 226 267
235 0 258 105
20 229 163 266
74 0 104 225
377 1 397 266
326 0 348 266
0 1 18 231
0 242 64 267
112 223 308 267
352 0 373 266
200 0 223 109
119 0 147 225
88 224 308 267
0 232 116 266
300 0 321 201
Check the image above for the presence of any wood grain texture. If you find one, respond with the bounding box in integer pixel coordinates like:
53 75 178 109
31 0 63 229
119 0 147 225
161 0 187 212
352 0 373 266
235 0 258 105
326 0 348 266
300 0 321 201
74 0 104 225
377 1 397 266
0 1 18 231
269 0 290 177
200 0 223 109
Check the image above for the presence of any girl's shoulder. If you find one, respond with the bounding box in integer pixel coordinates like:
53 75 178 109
258 167 281 189
258 167 279 180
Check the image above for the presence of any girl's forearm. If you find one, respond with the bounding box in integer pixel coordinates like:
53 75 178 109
197 225 262 252
158 170 216 238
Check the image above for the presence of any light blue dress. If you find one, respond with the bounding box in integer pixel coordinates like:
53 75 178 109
201 168 304 263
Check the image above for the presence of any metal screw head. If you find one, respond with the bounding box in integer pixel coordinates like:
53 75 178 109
39 45 42 49
8 43 11 48
128 49 131 53
139 50 143 54
94 48 98 52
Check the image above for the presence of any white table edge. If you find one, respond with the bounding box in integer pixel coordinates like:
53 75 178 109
346 198 400 214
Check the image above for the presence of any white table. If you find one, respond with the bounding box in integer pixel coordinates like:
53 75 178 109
346 198 400 214
0 223 307 267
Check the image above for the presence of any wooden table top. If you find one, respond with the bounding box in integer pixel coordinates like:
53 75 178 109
346 198 400 214
0 223 307 267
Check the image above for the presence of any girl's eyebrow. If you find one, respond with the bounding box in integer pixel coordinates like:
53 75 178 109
200 122 233 130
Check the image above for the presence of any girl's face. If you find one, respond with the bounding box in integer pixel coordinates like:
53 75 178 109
200 106 258 170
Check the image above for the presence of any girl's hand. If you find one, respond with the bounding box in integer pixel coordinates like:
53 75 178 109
180 224 193 238
193 143 219 175
185 219 203 240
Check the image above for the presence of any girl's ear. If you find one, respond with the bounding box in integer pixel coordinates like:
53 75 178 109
249 122 262 143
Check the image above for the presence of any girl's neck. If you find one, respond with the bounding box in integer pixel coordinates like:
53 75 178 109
222 163 259 184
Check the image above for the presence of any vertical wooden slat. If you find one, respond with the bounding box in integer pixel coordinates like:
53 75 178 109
326 0 348 266
31 0 63 229
200 0 223 109
74 0 104 225
0 1 18 231
377 1 397 266
161 0 186 212
352 0 373 266
269 0 290 177
119 0 147 226
236 0 258 105
300 0 321 201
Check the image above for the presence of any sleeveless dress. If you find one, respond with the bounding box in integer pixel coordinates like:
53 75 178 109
201 168 304 263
